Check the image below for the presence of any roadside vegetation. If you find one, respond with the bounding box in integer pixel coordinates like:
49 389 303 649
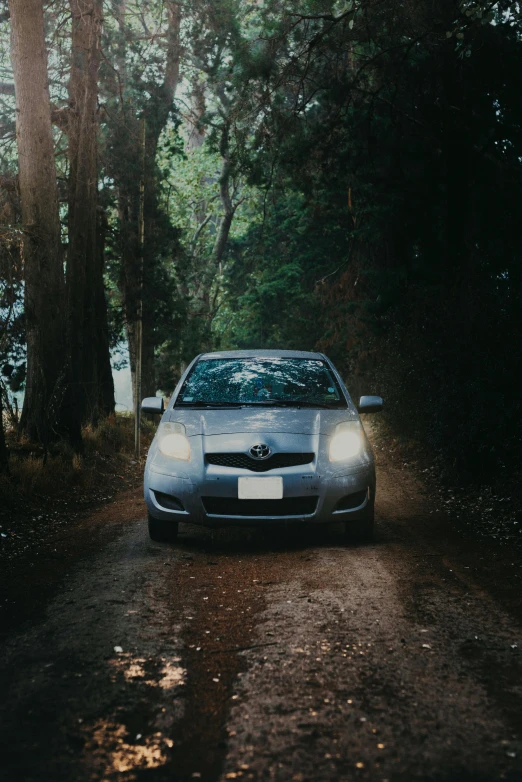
0 414 153 560
1 414 139 497
1 0 522 545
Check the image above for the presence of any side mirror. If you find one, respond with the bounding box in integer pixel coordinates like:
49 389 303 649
141 397 164 415
358 395 383 414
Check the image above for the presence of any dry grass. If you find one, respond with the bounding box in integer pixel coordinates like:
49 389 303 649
0 414 155 508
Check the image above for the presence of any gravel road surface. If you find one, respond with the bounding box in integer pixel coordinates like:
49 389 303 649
1 456 522 782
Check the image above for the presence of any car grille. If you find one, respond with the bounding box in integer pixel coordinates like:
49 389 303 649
205 452 314 472
202 496 318 517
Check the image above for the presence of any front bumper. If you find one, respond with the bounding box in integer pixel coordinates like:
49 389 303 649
145 448 375 528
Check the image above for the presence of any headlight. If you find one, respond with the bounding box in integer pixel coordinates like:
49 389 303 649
157 422 191 461
329 422 363 462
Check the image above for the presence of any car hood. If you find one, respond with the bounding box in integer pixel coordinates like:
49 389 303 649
164 407 358 437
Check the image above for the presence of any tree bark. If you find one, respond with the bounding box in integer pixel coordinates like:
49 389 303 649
186 80 207 152
67 0 110 425
8 0 79 447
211 155 235 268
208 121 237 302
0 393 8 474
94 208 115 418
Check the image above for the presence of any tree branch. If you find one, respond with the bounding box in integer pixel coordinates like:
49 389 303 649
0 120 15 138
288 9 356 24
50 105 69 132
191 214 212 246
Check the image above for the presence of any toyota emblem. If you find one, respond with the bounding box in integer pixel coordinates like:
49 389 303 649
249 443 271 460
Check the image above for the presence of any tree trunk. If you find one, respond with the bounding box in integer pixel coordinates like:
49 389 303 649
94 208 115 418
186 80 207 152
211 158 235 268
67 0 108 425
8 0 79 447
117 1 182 407
0 394 8 475
118 186 141 406
207 121 236 319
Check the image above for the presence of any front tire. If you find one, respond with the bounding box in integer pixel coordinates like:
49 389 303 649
344 502 374 543
148 514 179 542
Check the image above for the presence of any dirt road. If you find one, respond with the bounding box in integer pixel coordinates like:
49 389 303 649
1 456 522 782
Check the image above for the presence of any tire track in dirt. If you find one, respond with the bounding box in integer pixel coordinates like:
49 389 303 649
2 461 522 781
217 466 522 782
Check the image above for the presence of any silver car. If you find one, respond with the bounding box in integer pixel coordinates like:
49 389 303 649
142 350 382 543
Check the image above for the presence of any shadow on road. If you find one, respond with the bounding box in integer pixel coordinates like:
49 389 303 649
172 520 378 555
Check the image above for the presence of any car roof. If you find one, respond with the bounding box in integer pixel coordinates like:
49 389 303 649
198 349 327 361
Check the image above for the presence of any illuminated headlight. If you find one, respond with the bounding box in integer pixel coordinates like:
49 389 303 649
157 422 191 461
329 422 363 462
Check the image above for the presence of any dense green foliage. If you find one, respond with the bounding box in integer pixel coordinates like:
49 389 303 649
209 0 522 484
1 0 522 487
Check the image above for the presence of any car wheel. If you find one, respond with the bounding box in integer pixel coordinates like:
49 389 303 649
148 514 179 542
344 502 374 543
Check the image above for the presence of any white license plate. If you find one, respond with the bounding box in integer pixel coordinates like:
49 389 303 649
238 476 283 500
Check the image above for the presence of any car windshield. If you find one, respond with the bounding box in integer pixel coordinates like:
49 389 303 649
176 358 347 408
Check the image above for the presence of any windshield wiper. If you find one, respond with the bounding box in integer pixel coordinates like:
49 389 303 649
292 401 345 409
176 400 345 410
176 400 243 408
239 400 345 409
239 400 300 407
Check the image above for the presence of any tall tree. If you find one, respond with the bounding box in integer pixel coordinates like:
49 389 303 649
103 0 182 404
67 0 114 425
7 0 79 447
139 0 181 399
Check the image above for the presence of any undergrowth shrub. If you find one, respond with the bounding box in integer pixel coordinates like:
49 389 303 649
0 414 154 508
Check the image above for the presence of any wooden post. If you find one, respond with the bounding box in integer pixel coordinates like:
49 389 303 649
135 115 146 460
